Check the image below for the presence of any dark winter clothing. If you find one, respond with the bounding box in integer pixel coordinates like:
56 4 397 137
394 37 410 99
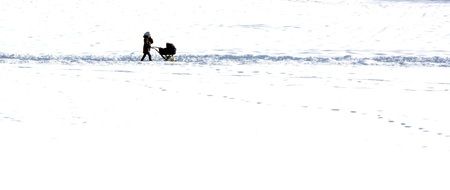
141 36 153 61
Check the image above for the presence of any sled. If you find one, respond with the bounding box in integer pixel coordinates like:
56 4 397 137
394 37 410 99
153 43 176 61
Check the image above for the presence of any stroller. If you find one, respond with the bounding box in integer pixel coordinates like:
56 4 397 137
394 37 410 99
153 43 176 61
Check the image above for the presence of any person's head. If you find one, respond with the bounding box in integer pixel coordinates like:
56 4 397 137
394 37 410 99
143 31 150 38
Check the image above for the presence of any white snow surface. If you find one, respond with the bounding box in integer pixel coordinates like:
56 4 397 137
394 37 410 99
1 0 450 190
1 0 450 59
2 63 450 190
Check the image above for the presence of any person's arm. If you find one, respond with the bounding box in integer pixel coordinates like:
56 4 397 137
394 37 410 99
149 37 153 44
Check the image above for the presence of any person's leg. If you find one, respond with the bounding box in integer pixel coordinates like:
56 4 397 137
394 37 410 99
149 53 152 61
141 53 146 61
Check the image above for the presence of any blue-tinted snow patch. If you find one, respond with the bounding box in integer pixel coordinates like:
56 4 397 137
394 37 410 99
1 52 450 66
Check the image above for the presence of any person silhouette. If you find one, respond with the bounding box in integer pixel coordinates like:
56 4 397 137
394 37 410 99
141 32 153 61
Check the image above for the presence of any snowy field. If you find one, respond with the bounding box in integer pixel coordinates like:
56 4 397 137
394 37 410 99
1 62 450 190
1 0 450 190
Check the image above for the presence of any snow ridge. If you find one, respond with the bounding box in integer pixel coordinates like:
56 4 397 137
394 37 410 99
1 52 450 66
